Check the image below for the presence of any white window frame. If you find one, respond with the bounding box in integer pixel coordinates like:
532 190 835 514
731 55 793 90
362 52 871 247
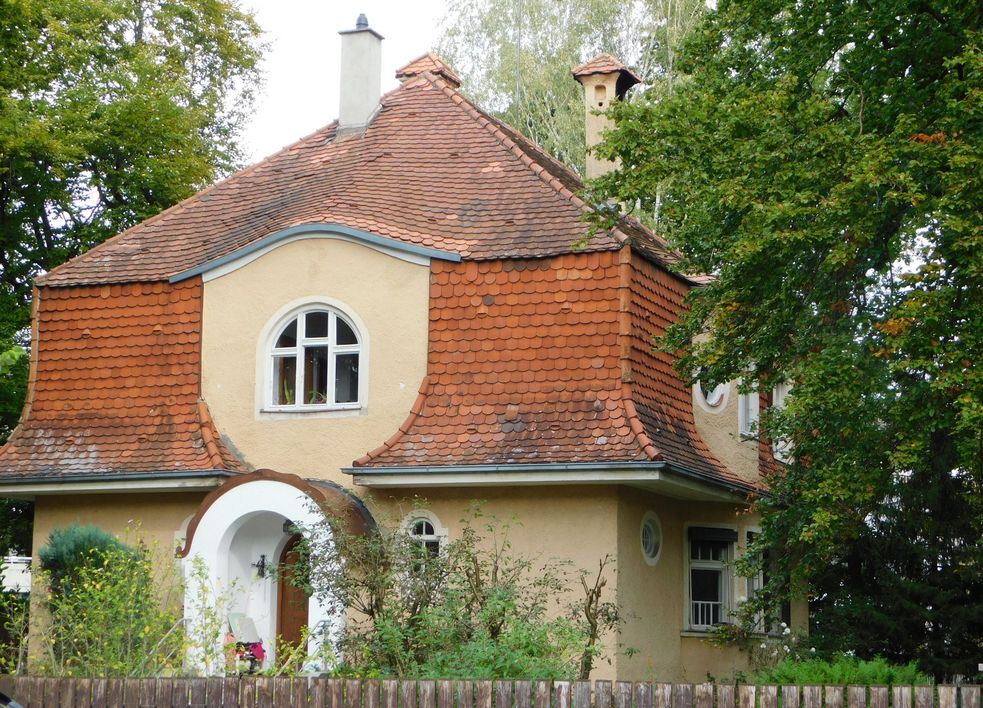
738 380 759 438
263 304 366 413
401 510 448 557
771 381 793 462
684 525 737 631
640 511 663 566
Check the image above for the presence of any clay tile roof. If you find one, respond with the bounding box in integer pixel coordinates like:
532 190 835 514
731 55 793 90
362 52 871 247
0 279 246 479
352 252 756 492
39 71 677 287
395 52 462 87
572 52 643 85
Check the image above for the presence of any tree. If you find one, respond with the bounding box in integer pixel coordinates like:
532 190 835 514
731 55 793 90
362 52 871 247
591 0 983 678
0 0 264 551
437 0 706 173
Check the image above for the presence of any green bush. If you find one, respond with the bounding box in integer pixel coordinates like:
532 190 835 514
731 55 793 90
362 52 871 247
36 530 184 677
753 654 932 685
0 588 29 673
38 523 132 592
300 506 607 678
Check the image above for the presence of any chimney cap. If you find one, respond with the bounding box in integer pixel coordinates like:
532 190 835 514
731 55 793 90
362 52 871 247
572 52 642 97
339 13 384 40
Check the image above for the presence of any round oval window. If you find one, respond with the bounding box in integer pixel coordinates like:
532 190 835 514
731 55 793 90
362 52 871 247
699 380 727 407
640 512 662 566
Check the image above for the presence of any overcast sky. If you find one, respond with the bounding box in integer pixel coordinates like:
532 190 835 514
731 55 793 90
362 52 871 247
240 1 449 163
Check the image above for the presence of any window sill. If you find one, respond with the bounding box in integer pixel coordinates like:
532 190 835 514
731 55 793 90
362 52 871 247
680 629 715 638
259 405 364 421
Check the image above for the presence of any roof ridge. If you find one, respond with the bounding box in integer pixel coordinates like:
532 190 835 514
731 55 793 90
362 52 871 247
422 73 627 247
40 123 338 285
352 375 431 467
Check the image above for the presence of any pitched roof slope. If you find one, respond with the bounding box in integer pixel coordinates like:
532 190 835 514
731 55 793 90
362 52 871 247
0 279 246 478
41 71 673 287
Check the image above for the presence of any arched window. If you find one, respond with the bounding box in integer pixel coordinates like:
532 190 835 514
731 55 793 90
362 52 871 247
402 511 446 559
268 307 362 409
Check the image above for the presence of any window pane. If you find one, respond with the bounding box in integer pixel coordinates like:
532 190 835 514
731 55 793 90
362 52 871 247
306 311 329 338
274 356 296 405
275 320 297 348
303 346 329 404
691 568 722 602
336 318 357 345
691 539 727 562
335 353 359 403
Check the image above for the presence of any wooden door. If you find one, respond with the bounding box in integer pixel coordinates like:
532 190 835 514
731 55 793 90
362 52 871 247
276 534 309 649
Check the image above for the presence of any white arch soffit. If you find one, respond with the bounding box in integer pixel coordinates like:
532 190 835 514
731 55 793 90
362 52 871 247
197 230 435 284
182 479 339 674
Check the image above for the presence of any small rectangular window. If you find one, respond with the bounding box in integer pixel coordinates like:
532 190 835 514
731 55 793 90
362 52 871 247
303 346 329 404
335 353 359 403
274 356 296 405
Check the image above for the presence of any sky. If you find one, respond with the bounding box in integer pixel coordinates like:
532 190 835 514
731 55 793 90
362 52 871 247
240 1 450 164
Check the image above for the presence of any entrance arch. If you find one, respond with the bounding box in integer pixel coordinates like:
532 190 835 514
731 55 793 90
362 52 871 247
177 469 372 673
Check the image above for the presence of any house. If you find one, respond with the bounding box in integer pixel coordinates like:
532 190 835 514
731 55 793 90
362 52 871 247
0 17 804 680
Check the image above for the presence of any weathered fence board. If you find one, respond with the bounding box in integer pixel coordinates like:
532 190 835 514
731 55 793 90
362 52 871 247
0 677 979 708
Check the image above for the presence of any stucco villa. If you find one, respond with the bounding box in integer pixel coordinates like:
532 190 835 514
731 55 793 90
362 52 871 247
0 17 803 680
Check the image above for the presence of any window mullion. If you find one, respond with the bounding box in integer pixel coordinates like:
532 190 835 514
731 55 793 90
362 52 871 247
295 315 305 406
328 313 337 405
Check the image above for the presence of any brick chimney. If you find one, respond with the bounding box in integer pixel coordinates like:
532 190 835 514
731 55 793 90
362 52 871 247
338 14 384 134
573 54 641 179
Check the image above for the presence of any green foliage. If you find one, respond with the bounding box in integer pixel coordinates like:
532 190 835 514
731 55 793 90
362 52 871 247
299 506 609 679
754 654 931 687
38 523 133 593
36 542 184 677
437 0 706 173
0 0 263 421
591 0 983 678
0 587 29 674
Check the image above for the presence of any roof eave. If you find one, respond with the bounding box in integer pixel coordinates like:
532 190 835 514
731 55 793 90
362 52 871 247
344 460 758 502
0 469 238 498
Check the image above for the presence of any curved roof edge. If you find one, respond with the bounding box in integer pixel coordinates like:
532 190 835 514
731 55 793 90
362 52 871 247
169 223 463 283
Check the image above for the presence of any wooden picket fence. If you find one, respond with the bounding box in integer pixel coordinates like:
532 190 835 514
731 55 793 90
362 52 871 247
0 677 978 708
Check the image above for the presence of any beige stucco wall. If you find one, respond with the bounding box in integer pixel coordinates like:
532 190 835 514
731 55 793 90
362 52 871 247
31 492 205 560
201 236 431 484
692 381 759 483
616 487 755 682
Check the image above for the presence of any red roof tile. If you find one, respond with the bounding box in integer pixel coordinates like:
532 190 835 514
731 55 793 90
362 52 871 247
0 280 246 478
39 72 674 287
356 253 647 467
353 250 753 492
626 253 757 487
395 52 462 87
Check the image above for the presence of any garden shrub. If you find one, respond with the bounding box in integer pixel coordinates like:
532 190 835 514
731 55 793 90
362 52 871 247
753 654 932 685
36 530 184 677
0 586 28 673
299 505 611 678
38 523 132 593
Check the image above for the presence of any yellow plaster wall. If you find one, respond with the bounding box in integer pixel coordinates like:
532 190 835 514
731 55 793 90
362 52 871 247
201 237 431 484
31 492 205 560
369 485 622 678
691 382 760 484
615 488 754 682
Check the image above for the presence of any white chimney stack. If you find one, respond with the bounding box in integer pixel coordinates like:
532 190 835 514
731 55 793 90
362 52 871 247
572 54 641 179
338 14 383 134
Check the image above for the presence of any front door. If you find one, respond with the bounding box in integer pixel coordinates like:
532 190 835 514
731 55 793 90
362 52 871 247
276 534 309 650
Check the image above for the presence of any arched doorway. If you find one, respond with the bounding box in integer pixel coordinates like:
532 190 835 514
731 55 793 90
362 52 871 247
177 469 374 674
276 534 309 650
